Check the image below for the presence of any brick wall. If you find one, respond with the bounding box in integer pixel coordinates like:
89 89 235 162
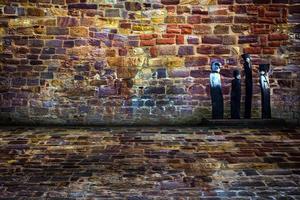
0 0 299 125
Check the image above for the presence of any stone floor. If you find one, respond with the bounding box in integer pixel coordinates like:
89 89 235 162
0 126 299 200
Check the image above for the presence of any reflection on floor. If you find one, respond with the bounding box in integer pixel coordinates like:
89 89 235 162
0 126 299 199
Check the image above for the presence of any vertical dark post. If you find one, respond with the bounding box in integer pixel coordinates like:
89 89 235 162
231 69 241 119
209 61 224 119
242 54 253 119
259 64 271 119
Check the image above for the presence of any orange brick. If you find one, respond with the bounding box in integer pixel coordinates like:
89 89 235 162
140 34 157 40
162 34 176 38
156 38 175 45
176 35 184 44
140 39 156 46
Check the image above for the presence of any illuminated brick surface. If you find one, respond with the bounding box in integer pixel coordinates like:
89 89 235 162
0 0 299 125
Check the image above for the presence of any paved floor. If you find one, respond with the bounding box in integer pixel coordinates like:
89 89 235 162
0 126 299 200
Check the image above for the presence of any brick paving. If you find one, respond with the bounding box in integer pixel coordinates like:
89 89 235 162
0 126 299 200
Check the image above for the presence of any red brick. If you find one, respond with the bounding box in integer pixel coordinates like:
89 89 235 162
140 39 156 46
156 38 175 45
214 46 231 54
58 17 79 27
202 16 233 23
166 6 176 14
238 35 258 44
268 34 289 41
140 34 157 40
223 35 237 45
234 16 257 23
161 0 180 5
185 56 208 67
214 25 229 34
165 16 185 23
260 35 268 47
197 45 213 54
167 28 181 34
187 16 201 24
202 36 222 44
179 25 193 34
218 0 234 4
162 34 176 38
176 35 184 44
177 5 190 15
150 47 158 57
263 48 275 54
243 47 262 54
269 41 282 47
254 0 271 4
194 25 212 34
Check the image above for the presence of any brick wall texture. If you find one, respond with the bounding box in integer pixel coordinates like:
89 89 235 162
0 0 299 125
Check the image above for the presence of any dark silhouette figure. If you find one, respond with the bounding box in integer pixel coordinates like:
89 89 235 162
210 61 224 119
242 54 253 119
259 64 271 119
231 69 241 119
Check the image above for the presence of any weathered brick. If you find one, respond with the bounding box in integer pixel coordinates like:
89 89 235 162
144 87 165 94
161 0 180 5
214 46 231 54
176 35 184 44
223 35 237 45
30 60 43 65
243 47 261 54
238 35 258 44
45 40 62 47
42 48 55 54
63 40 75 48
70 27 89 37
166 86 186 94
125 2 142 11
218 0 234 4
140 39 156 46
105 9 120 17
168 69 189 77
234 16 257 23
268 34 289 41
4 6 17 15
180 25 192 34
165 16 186 23
27 7 45 16
156 38 175 45
185 56 208 67
187 16 201 24
46 27 69 35
187 36 199 44
68 3 97 9
41 72 54 79
202 35 222 44
253 0 271 3
214 25 229 34
202 16 233 23
28 39 44 47
30 107 49 116
194 25 212 34
231 25 249 33
178 46 194 56
27 79 40 86
157 46 177 55
12 77 26 86
188 84 205 95
197 45 213 54
57 17 79 27
140 34 157 40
